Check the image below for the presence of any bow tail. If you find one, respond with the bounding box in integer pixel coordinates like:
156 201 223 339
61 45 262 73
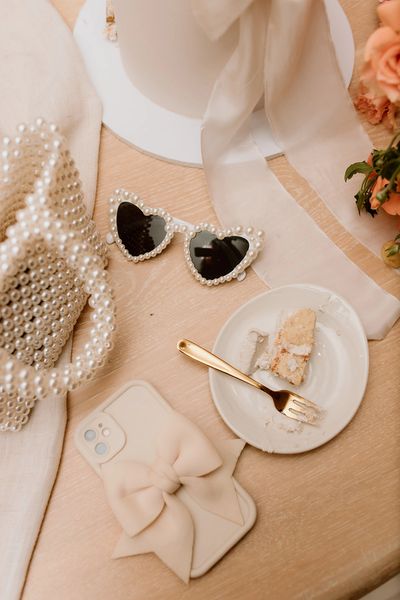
112 494 194 583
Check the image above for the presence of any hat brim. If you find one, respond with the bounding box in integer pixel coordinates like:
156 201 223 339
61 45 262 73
74 0 354 167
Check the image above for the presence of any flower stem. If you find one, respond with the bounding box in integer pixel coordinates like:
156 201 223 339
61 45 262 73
389 163 400 190
387 130 400 149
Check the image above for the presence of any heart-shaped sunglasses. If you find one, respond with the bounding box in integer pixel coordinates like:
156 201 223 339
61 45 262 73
106 190 264 286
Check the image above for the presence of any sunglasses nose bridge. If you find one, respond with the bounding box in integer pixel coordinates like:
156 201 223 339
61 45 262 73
171 216 194 232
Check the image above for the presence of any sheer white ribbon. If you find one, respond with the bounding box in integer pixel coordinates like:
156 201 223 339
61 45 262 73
193 0 400 339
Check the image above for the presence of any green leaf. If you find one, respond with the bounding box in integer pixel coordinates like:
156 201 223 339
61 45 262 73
386 243 400 256
353 171 377 215
355 191 364 214
371 149 384 170
344 161 373 182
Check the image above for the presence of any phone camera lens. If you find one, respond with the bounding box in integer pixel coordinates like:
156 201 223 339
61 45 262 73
95 442 108 455
84 429 96 442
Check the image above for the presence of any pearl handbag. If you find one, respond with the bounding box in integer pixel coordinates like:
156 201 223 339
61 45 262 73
0 119 116 432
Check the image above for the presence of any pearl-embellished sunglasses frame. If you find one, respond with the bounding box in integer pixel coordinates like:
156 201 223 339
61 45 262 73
107 189 264 286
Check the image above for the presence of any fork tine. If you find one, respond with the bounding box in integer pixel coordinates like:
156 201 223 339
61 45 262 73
291 398 321 415
283 407 318 425
289 394 321 411
281 408 308 423
284 402 320 425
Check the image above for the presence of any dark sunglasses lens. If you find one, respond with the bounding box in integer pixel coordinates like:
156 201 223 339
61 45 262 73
189 231 249 280
116 202 167 257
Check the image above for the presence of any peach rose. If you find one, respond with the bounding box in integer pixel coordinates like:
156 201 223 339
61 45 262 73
361 25 400 103
370 175 400 215
354 85 396 126
382 188 400 214
378 0 400 33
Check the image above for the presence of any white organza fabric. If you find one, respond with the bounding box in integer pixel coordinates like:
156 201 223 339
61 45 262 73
193 0 400 339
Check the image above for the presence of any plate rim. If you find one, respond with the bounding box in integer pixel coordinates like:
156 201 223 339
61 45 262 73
209 283 369 454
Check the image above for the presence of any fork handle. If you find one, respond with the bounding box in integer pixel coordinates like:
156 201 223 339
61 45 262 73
177 339 267 393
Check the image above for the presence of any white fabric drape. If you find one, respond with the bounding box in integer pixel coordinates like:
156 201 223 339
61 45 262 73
0 2 102 599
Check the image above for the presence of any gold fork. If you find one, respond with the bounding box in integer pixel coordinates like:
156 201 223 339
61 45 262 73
177 339 321 425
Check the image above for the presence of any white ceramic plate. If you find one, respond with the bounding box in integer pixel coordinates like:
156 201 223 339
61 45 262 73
209 284 369 454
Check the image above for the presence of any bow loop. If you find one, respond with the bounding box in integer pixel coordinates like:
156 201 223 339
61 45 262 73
101 460 165 538
158 411 223 478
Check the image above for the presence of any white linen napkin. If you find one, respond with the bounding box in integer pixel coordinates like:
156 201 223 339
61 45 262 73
0 2 102 599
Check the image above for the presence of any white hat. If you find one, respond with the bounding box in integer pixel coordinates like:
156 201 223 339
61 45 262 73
74 0 354 167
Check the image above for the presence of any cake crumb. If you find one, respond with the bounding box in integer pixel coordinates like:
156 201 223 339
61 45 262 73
239 328 269 375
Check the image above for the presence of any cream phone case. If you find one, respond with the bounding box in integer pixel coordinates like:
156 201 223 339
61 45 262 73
74 380 256 578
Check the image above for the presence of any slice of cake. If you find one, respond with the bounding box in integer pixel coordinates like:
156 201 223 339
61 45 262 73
270 309 316 386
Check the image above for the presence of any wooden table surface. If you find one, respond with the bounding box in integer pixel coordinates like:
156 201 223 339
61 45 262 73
23 1 400 599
